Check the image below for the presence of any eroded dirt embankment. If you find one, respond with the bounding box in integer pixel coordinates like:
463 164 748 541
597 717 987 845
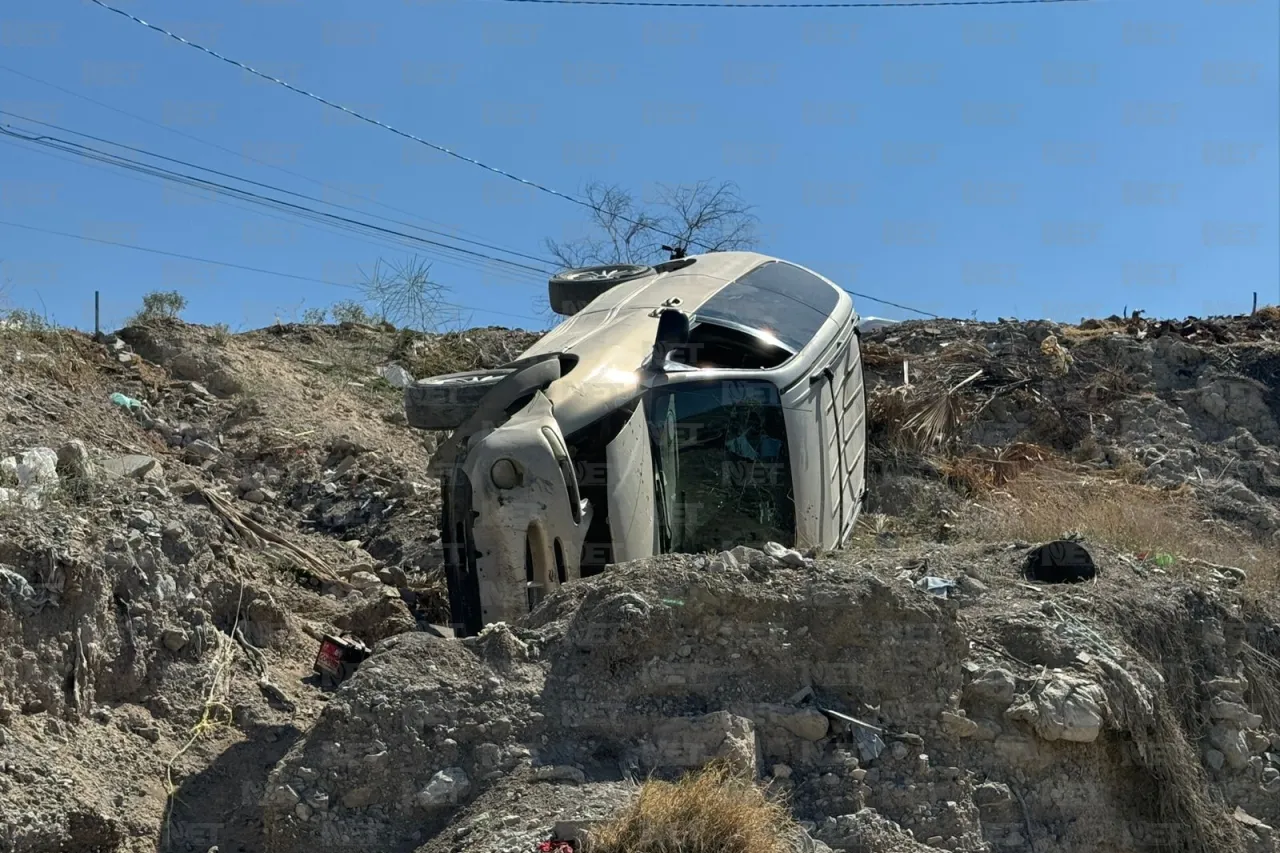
6 312 1280 853
261 544 1279 853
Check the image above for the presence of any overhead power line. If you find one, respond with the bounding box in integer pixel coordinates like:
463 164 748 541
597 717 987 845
0 115 554 279
0 219 545 324
85 0 642 239
0 109 556 271
81 1 945 320
489 0 1091 6
0 62 546 267
845 291 938 318
0 131 542 292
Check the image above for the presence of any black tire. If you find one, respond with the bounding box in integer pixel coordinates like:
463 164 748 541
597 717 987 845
548 264 655 316
405 368 512 430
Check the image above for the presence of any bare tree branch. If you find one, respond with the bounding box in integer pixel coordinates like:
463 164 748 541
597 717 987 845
545 179 758 270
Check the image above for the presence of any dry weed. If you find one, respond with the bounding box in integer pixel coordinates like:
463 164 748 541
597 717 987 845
972 470 1280 574
587 761 797 853
1256 305 1280 324
402 328 542 379
871 370 981 454
935 442 1053 494
1060 321 1123 341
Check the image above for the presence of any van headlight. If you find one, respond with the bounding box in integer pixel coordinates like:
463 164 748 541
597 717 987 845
490 458 522 490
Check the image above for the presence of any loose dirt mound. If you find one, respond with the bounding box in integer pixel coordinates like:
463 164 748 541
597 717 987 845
3 311 1280 853
0 319 530 852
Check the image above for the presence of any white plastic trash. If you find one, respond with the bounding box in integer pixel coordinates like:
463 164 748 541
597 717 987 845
15 448 58 488
377 364 414 389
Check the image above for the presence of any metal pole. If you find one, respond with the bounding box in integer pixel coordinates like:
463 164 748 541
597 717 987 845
94 290 100 338
1253 292 1258 314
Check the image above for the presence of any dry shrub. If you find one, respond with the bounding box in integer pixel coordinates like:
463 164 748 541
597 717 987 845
0 326 101 391
1081 363 1142 407
1060 321 1124 340
587 762 797 853
402 328 543 379
935 442 1053 494
1256 305 1280 324
870 378 975 455
972 470 1280 572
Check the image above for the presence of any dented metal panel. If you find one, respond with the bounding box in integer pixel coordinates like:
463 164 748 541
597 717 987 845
604 404 656 563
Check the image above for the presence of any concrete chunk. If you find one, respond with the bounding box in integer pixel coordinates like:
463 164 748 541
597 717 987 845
101 455 164 482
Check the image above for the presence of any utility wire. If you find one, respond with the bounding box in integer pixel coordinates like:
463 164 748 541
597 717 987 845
0 62 548 266
10 109 557 269
0 133 488 282
81 1 945 320
4 129 938 319
0 117 553 278
0 219 545 324
845 291 938 318
489 0 1092 6
83 0 717 252
0 130 542 291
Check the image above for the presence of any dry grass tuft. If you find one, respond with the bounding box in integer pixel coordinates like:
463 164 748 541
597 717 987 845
935 442 1053 494
970 470 1280 577
399 327 543 379
1060 321 1124 340
586 762 798 853
1256 305 1280 324
870 370 982 454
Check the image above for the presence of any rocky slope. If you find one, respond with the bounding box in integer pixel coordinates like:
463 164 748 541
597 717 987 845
2 310 1280 853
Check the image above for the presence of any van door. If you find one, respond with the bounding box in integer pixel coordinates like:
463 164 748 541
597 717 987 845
828 328 867 544
787 321 865 550
781 370 841 551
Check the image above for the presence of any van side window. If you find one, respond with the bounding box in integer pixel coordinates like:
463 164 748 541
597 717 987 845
691 261 841 353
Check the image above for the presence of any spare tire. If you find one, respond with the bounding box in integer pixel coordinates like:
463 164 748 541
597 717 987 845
405 368 513 430
548 264 655 316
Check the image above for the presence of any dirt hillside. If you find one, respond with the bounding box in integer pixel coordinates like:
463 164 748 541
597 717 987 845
2 310 1280 853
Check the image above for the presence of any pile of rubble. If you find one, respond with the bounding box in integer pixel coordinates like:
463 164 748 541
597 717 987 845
861 311 1280 539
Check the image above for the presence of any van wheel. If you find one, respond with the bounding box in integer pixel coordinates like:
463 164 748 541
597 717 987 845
405 368 512 430
548 264 654 316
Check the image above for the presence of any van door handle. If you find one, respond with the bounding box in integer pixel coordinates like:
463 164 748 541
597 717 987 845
809 367 834 385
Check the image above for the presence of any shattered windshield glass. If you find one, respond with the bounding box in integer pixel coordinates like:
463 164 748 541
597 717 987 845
645 379 795 553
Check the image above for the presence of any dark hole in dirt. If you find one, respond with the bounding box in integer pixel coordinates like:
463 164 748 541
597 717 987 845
1023 540 1097 584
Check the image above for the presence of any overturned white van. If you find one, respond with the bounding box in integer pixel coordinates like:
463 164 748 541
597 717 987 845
407 251 868 636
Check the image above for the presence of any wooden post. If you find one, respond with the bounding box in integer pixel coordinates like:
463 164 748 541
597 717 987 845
94 290 100 338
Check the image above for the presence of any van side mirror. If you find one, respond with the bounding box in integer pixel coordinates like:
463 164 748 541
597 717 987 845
651 308 691 371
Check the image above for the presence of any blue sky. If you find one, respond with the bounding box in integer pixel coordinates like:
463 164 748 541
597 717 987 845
0 0 1276 333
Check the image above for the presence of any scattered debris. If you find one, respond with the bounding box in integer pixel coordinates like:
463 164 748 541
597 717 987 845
312 633 371 686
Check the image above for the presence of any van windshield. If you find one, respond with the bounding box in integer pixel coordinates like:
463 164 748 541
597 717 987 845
645 379 796 554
